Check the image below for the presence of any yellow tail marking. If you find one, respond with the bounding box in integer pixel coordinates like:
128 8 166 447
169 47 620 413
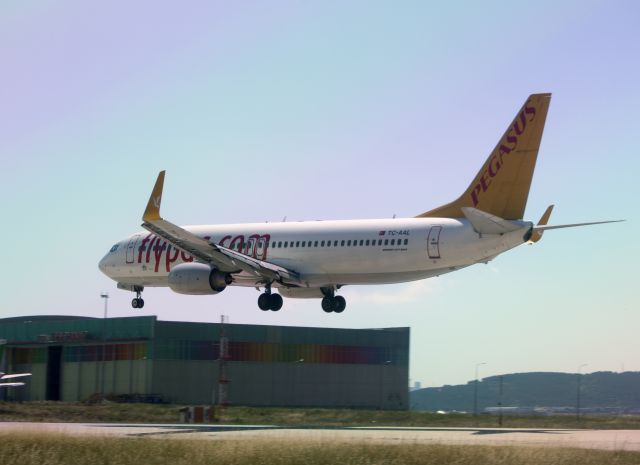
417 93 552 220
528 204 554 244
143 170 166 222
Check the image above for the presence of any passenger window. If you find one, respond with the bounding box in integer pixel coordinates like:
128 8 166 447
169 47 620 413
314 241 318 247
334 240 338 247
341 240 345 246
365 240 370 246
295 241 299 247
378 239 382 246
301 241 305 247
359 240 364 246
321 240 325 247
391 239 395 245
404 238 408 245
278 241 282 248
384 239 388 246
284 242 288 248
327 241 331 247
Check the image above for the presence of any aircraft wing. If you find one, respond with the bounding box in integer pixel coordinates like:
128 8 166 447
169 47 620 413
533 219 624 231
526 206 623 244
141 172 301 285
0 373 31 380
0 382 25 387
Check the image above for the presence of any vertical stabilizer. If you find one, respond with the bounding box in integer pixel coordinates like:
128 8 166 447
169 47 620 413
417 93 551 220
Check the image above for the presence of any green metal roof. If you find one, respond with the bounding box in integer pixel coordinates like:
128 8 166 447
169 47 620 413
0 316 156 344
0 315 408 349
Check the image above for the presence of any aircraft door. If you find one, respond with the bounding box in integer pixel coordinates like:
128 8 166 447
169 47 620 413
255 236 267 259
245 237 256 256
427 226 442 259
126 235 140 264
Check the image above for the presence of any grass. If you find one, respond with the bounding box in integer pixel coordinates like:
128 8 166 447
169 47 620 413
0 431 639 465
0 401 178 423
1 402 640 430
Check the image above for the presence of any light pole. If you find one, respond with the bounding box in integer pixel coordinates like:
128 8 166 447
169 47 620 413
498 375 504 427
100 292 109 401
295 358 304 405
576 363 588 421
473 362 486 418
379 360 392 409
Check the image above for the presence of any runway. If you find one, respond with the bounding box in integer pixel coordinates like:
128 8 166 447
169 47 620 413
1 422 639 451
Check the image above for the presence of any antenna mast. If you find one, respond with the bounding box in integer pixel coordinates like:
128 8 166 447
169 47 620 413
217 315 230 407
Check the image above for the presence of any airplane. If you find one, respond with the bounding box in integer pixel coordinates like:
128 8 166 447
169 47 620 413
0 372 31 388
99 93 621 313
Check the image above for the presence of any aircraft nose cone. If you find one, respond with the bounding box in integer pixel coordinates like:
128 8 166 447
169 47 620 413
98 255 108 274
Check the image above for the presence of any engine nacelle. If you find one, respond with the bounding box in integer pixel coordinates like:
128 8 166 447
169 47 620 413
167 263 232 295
278 288 325 299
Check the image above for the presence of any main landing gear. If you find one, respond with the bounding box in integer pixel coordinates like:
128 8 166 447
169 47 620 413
321 288 346 313
131 286 144 309
258 285 283 311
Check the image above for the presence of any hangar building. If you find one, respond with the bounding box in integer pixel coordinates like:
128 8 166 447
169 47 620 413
0 315 409 409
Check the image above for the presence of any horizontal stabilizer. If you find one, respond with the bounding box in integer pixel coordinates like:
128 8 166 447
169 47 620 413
461 207 523 235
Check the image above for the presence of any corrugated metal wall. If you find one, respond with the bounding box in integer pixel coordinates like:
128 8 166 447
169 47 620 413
0 316 409 409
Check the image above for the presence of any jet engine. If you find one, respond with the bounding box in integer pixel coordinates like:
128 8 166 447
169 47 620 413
167 263 232 295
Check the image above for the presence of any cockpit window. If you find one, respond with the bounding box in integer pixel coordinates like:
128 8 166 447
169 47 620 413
109 244 119 253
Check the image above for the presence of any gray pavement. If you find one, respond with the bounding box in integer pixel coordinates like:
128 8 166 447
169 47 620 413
1 422 639 451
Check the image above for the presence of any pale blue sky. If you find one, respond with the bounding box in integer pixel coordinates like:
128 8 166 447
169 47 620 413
0 1 637 387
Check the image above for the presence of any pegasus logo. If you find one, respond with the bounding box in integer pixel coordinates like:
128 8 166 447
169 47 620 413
152 195 162 209
470 100 537 207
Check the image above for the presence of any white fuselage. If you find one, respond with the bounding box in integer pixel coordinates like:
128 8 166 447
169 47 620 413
99 217 531 290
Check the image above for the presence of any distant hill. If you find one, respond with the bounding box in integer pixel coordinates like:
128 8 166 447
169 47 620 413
410 371 640 412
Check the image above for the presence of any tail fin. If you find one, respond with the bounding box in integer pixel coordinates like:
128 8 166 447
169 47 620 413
417 93 552 220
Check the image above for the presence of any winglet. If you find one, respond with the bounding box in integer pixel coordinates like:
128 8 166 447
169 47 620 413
528 204 554 244
143 171 165 222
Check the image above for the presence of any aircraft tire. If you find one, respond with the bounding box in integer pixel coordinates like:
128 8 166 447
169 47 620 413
269 293 283 311
131 298 139 309
138 298 144 309
321 297 333 313
333 296 346 313
258 293 271 311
